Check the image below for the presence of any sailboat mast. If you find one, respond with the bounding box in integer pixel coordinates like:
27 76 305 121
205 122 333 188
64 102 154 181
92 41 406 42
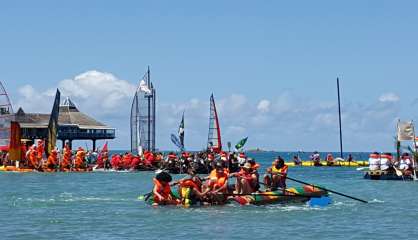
337 77 343 159
147 66 151 151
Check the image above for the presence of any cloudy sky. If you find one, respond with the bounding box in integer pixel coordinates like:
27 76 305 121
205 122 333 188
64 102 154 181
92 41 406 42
1 1 417 151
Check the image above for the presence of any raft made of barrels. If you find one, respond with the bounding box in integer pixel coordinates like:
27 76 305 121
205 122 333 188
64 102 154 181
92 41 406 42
145 185 331 207
364 170 414 181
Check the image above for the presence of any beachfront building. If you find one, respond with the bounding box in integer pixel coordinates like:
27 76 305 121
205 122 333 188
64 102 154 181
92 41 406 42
14 97 115 150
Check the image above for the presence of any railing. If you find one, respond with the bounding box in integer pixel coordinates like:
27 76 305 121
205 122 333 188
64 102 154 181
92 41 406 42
20 127 116 140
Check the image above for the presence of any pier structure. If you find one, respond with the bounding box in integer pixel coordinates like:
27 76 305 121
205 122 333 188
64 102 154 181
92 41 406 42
15 97 115 150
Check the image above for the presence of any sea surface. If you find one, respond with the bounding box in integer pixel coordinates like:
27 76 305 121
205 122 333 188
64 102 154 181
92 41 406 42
1 152 417 240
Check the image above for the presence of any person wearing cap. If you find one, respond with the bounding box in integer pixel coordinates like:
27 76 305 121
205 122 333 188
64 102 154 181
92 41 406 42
153 171 180 206
237 152 246 166
264 157 288 191
233 162 259 194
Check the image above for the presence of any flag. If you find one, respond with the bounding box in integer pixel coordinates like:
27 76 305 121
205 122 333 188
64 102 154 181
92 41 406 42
139 80 151 94
397 121 415 141
101 142 108 153
46 89 61 156
9 121 21 161
235 137 248 150
178 113 184 149
171 134 183 151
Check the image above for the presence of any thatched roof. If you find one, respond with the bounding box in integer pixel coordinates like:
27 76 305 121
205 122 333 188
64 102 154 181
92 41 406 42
15 98 113 130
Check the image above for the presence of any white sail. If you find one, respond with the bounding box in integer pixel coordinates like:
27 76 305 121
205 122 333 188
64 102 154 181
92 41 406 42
130 68 156 153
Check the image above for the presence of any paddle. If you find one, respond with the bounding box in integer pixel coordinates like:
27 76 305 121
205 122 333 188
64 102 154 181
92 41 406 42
392 166 403 177
356 167 369 171
282 175 368 203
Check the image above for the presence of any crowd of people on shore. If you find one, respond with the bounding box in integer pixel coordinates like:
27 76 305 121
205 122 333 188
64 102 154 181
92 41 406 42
368 152 414 175
150 155 289 206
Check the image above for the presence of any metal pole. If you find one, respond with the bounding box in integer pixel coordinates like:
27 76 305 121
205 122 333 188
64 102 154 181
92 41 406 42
152 87 156 152
147 67 151 151
412 121 417 180
337 78 344 159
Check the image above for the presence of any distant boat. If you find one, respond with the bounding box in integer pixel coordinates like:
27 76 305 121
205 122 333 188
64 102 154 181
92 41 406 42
207 94 222 152
0 81 13 151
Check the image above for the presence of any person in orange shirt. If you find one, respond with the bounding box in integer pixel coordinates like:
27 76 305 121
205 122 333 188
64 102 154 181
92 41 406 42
37 139 45 162
44 148 58 172
152 171 180 206
203 162 229 203
74 147 86 171
28 145 39 169
60 144 72 171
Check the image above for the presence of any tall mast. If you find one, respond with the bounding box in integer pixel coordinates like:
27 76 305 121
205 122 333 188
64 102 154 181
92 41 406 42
337 77 343 159
147 66 151 151
207 94 222 152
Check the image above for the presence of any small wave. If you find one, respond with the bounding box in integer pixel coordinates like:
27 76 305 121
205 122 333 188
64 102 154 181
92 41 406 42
369 199 384 204
11 194 135 205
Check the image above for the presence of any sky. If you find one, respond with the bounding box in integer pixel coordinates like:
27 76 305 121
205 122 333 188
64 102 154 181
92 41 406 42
0 0 417 152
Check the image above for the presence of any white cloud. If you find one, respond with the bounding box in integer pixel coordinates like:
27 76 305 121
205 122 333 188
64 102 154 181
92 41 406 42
257 99 270 113
56 70 136 112
379 93 400 103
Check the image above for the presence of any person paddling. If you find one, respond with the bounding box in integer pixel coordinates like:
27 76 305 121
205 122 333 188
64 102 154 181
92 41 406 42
203 162 229 204
263 157 288 192
233 162 259 194
177 168 205 205
152 171 180 206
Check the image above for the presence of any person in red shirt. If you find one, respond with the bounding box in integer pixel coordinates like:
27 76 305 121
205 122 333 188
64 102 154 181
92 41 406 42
111 154 122 170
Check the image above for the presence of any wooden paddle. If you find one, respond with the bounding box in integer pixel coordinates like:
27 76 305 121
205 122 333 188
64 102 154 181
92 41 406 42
393 166 403 177
282 175 368 203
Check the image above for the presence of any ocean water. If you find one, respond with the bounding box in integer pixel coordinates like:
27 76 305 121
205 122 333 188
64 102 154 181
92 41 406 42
1 152 417 240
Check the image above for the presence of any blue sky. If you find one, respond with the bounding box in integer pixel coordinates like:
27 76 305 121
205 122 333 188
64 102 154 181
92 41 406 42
1 0 417 151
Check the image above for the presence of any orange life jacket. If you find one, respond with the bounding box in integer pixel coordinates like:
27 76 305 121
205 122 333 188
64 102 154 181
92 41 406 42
46 152 57 168
209 169 228 190
179 179 200 191
153 178 172 202
29 150 38 168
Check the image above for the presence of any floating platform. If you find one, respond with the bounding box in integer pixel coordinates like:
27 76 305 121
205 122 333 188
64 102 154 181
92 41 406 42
287 161 369 167
364 170 414 181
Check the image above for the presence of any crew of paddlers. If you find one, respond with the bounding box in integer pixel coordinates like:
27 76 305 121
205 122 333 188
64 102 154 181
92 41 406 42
0 140 98 172
368 152 414 176
150 155 289 206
